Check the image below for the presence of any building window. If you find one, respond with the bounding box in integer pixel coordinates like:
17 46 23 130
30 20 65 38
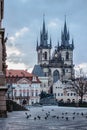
44 83 46 87
14 90 17 97
61 93 63 96
66 52 69 60
31 90 34 96
53 70 60 83
27 90 29 97
23 89 26 97
36 90 38 96
54 93 56 97
66 69 68 72
71 93 73 96
44 51 47 60
67 93 69 96
67 99 71 103
58 93 60 96
74 93 76 96
19 89 22 97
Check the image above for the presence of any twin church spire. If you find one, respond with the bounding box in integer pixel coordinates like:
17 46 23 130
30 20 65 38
36 16 74 51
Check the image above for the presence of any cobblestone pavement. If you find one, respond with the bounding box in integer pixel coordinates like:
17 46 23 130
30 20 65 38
0 106 87 130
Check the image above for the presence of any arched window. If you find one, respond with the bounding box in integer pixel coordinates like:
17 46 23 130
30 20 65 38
66 52 69 60
67 98 71 103
53 70 60 83
48 69 51 76
44 51 47 60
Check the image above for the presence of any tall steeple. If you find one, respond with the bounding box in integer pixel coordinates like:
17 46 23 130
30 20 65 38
61 16 70 46
36 38 38 51
43 14 46 33
50 36 52 48
36 15 51 50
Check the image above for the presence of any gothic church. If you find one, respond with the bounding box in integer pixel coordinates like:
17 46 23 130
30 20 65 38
32 17 74 90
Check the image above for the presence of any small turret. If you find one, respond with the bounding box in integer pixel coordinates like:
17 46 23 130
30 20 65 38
57 41 60 50
36 38 38 51
50 36 52 48
72 38 74 49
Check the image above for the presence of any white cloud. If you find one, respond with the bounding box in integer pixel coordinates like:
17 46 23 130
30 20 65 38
48 22 58 28
7 27 29 56
7 61 28 70
7 61 33 73
6 27 29 70
7 46 22 57
15 27 29 38
75 63 87 77
9 36 15 44
7 27 29 46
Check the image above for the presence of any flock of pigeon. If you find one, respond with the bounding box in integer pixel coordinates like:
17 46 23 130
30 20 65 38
25 108 87 121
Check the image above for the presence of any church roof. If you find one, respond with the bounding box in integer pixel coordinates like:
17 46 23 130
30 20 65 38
32 65 45 77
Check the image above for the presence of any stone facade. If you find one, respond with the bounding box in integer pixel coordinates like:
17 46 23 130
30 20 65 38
0 0 7 117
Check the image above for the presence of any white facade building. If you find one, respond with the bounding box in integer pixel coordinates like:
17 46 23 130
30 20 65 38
6 70 41 105
13 78 41 105
53 80 87 103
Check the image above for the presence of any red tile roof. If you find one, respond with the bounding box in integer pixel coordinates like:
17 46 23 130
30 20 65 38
6 69 33 77
6 69 41 84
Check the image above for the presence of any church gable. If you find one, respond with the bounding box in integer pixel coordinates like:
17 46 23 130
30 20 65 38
17 78 31 84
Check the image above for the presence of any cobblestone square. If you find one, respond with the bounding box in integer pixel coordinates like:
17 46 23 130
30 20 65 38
0 106 87 130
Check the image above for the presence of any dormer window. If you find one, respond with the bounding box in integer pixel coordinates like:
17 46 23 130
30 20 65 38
32 76 36 81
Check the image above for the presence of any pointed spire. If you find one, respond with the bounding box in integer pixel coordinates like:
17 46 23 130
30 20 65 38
61 15 70 46
57 41 60 50
50 36 52 48
50 36 52 44
36 38 39 51
43 14 46 33
58 41 59 47
67 30 70 40
64 15 67 35
72 38 74 49
37 38 38 46
61 30 63 44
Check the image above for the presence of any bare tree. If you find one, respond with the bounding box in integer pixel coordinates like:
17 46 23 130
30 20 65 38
72 78 87 104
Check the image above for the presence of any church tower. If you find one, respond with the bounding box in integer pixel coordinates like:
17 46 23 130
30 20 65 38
59 18 74 80
36 16 52 66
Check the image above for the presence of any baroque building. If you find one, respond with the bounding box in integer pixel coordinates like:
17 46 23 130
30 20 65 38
33 16 75 93
0 0 7 117
6 70 41 105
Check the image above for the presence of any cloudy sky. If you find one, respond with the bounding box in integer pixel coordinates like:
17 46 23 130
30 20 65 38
3 0 87 74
